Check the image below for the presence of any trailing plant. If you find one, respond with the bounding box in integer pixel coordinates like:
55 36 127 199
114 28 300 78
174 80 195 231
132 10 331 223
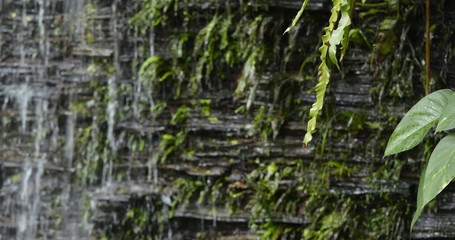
286 0 357 146
384 89 455 230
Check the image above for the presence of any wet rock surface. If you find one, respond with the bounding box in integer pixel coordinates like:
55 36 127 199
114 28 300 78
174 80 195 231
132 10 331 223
0 0 454 239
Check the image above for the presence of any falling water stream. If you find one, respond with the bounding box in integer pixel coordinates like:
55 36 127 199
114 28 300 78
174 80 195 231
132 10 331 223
14 0 45 237
103 76 117 190
0 0 116 238
102 0 119 191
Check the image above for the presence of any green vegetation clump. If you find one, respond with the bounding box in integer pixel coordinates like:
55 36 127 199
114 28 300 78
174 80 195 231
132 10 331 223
87 0 455 238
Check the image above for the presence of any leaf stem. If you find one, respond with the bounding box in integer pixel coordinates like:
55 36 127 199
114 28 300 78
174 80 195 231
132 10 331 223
425 0 430 95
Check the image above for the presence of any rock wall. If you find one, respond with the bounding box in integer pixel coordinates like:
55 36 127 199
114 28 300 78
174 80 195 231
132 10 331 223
0 0 454 239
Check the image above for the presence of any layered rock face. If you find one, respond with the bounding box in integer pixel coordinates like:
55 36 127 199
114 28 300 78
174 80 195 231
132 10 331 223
0 0 455 239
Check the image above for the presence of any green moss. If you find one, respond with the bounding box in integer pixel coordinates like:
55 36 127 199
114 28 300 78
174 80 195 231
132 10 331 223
170 106 190 125
115 0 432 238
104 196 168 240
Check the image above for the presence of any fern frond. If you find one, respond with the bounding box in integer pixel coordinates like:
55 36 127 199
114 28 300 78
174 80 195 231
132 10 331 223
284 0 311 34
303 0 354 146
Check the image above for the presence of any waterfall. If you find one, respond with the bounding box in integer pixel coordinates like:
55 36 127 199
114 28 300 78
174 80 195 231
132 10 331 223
60 109 77 239
19 0 26 65
0 0 82 238
2 0 161 238
15 91 50 240
147 3 158 185
103 76 117 189
16 1 51 238
148 24 158 184
132 25 142 120
38 0 47 65
12 84 32 132
101 0 120 190
65 0 85 44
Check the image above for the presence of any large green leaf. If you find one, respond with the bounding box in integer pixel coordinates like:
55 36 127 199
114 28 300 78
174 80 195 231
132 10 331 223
436 92 455 132
411 163 426 232
384 89 453 156
411 134 455 230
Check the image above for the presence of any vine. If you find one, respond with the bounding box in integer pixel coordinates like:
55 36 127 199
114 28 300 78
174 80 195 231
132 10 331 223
286 0 356 146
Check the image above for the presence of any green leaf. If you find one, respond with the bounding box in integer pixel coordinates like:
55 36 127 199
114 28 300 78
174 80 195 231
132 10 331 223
303 0 340 146
329 0 351 69
436 92 455 132
139 56 162 78
284 0 310 34
327 0 342 39
161 134 176 142
411 134 455 231
348 28 372 50
340 0 356 61
303 0 355 146
303 44 330 146
384 89 453 156
411 163 426 232
267 162 278 178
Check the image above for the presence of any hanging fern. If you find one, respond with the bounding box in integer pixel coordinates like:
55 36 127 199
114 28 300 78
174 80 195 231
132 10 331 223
286 0 356 146
284 0 311 34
